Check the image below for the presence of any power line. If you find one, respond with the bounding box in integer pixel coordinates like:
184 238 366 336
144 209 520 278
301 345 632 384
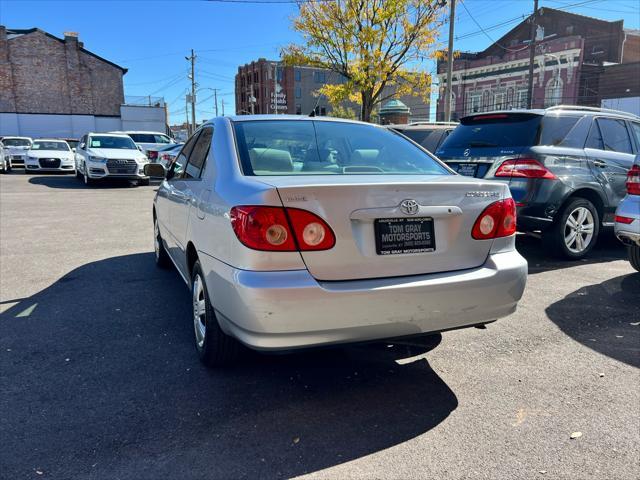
459 1 530 52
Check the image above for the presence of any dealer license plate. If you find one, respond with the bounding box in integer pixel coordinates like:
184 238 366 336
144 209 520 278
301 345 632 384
374 217 435 255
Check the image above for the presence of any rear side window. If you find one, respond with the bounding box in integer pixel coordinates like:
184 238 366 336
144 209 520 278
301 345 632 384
597 118 633 154
442 113 542 149
538 115 585 147
631 122 640 148
233 120 449 176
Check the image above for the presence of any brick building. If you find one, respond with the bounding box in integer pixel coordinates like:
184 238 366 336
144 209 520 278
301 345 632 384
0 27 126 116
436 8 640 120
235 58 430 121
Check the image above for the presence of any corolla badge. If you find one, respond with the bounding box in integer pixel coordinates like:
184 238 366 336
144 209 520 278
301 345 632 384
400 199 419 215
463 148 470 157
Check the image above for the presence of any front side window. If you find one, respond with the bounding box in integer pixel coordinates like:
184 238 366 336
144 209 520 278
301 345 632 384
89 136 136 149
171 132 200 178
31 141 70 151
183 127 213 179
597 118 633 154
233 120 450 176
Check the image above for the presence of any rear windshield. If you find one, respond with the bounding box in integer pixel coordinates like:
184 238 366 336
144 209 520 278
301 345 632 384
2 138 31 147
31 141 70 151
89 136 136 150
442 113 541 149
233 120 450 176
128 133 171 144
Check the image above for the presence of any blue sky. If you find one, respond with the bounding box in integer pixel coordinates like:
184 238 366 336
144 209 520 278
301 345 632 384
1 0 638 122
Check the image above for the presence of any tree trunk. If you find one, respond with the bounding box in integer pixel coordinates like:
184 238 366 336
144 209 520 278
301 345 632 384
360 90 374 123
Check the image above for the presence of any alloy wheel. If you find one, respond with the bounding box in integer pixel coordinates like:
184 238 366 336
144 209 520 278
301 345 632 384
192 274 207 349
564 206 595 254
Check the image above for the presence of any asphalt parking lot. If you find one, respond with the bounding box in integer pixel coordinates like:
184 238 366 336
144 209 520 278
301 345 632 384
1 171 639 480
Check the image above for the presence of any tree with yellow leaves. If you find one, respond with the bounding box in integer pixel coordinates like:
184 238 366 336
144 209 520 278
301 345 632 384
282 0 446 122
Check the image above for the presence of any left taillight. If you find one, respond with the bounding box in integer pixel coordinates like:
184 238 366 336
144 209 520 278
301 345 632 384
495 158 557 179
229 206 335 252
626 164 640 195
472 198 517 240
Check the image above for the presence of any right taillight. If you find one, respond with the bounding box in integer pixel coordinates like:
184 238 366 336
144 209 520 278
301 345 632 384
494 158 557 179
626 165 640 195
229 206 335 252
472 198 517 240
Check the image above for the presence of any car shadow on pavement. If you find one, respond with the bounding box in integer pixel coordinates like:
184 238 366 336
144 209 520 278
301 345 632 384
28 175 143 189
516 232 627 275
0 253 457 479
545 272 640 368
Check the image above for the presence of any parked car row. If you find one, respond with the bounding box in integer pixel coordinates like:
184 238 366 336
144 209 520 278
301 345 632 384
0 130 176 186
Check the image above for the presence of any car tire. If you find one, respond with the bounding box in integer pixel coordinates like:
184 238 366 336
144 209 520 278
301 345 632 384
83 166 95 186
544 198 600 260
153 216 172 269
191 260 241 367
628 245 640 272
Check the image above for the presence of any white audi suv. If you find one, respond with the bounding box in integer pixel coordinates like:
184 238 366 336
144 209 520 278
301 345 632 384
146 116 528 367
75 132 150 185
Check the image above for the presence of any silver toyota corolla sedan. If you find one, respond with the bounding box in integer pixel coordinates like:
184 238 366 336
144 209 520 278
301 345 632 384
146 116 528 367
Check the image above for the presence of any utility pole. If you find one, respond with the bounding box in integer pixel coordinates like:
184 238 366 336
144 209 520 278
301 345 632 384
185 96 190 134
526 0 539 109
186 49 197 131
444 0 456 123
221 98 225 116
213 88 219 117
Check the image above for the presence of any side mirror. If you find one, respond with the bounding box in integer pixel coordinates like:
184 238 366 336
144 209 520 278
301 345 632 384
137 145 144 152
144 163 166 178
72 148 76 153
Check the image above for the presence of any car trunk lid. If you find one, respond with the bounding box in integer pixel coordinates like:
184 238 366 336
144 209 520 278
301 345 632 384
259 175 509 281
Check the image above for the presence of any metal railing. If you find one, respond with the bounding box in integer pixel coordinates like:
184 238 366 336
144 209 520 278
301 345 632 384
123 95 165 107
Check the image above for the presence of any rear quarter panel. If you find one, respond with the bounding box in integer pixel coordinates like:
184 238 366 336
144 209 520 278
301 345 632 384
192 118 306 272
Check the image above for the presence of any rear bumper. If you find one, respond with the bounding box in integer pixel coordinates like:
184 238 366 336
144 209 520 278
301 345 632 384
201 250 528 351
614 196 640 246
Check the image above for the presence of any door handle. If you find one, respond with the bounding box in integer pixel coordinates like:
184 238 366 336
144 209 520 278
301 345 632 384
593 160 607 168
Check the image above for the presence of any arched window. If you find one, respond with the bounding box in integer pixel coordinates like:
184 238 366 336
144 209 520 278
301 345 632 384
545 76 564 107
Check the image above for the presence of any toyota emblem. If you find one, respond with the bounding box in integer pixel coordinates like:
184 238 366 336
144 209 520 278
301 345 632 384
400 199 419 215
463 148 470 157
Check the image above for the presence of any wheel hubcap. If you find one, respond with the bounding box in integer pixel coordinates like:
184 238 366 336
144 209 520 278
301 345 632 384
564 206 594 253
154 220 160 260
192 274 207 348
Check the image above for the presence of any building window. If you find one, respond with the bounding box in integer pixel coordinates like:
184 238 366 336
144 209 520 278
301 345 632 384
516 88 528 108
494 92 506 110
295 87 302 99
294 70 301 82
544 77 564 107
277 67 283 82
314 71 326 83
466 92 482 114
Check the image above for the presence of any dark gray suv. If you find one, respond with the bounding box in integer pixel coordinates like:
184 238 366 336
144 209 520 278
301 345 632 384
436 106 640 259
